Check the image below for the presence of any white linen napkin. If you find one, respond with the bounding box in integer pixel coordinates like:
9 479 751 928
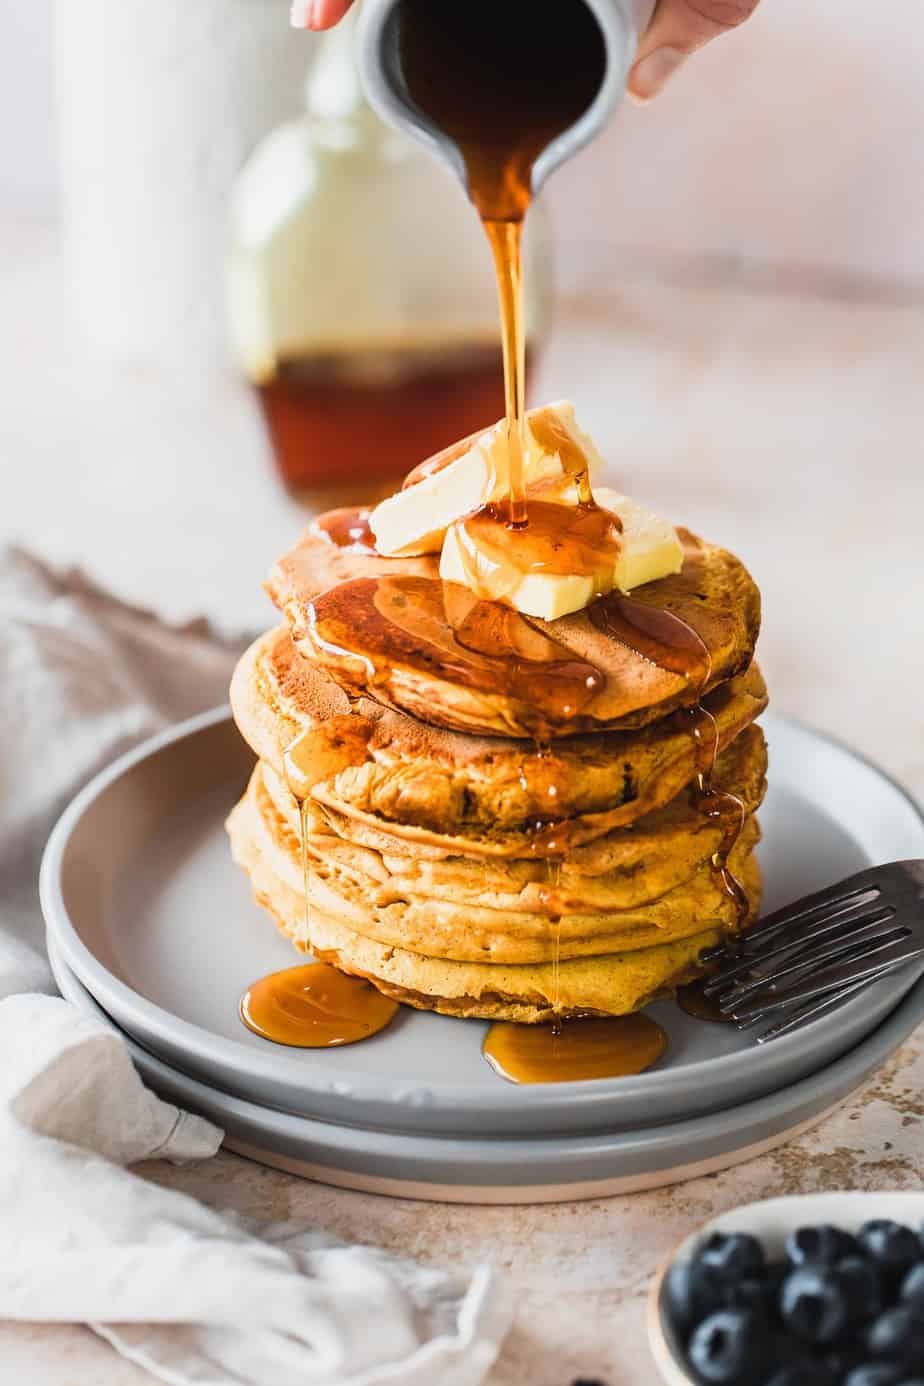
0 547 511 1386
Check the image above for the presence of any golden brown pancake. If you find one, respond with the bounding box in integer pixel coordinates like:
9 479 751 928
267 525 761 738
239 759 760 963
227 777 762 1021
257 732 766 911
231 625 767 840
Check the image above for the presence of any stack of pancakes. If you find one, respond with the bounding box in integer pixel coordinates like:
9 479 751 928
228 521 767 1023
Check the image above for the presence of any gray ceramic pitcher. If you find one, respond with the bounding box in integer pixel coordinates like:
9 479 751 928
356 0 657 201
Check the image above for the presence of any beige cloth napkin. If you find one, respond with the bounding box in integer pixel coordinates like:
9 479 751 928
0 547 511 1386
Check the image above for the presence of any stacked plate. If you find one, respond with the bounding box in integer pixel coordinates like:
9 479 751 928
41 709 924 1204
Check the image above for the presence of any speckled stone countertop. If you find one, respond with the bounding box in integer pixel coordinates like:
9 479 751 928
3 219 924 1384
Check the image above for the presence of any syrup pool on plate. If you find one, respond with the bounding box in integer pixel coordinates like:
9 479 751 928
240 963 398 1048
483 1015 669 1085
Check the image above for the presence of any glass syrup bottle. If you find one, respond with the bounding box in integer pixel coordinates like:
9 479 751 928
227 8 553 501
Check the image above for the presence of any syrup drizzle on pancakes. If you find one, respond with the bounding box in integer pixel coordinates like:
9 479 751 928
282 529 752 1080
303 574 605 738
312 506 378 554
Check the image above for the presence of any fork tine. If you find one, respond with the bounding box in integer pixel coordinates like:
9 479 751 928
727 962 901 1034
722 927 912 1015
725 937 924 1021
702 901 897 995
738 874 883 948
696 862 924 1037
754 963 911 1043
716 911 903 1008
736 889 885 958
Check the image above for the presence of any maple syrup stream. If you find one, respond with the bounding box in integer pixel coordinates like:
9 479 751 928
396 0 605 532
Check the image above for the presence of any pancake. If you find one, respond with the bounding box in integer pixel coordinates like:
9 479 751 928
240 759 761 963
231 625 768 839
227 780 762 1021
257 729 766 911
267 525 761 738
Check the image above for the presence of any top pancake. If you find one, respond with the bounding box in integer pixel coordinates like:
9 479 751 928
267 521 761 739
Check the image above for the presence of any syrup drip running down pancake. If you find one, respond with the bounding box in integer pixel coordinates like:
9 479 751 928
268 523 761 739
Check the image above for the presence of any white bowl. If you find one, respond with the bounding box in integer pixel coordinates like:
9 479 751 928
647 1190 924 1385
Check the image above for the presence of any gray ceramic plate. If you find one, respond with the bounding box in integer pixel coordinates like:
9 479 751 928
40 709 924 1138
48 935 924 1204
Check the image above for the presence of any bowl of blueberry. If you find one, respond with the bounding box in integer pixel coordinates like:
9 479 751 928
648 1191 924 1386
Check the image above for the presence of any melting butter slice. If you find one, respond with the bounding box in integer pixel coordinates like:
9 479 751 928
440 487 684 620
369 400 599 557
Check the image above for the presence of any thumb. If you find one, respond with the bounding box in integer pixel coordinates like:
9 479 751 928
629 0 760 102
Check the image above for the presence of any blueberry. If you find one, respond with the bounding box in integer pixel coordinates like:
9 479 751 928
696 1231 766 1282
839 1255 887 1320
787 1224 860 1267
781 1266 850 1345
825 1345 866 1379
664 1259 725 1337
722 1274 776 1322
860 1223 922 1282
902 1264 924 1316
844 1367 903 1386
687 1309 770 1384
770 1330 811 1370
765 1368 823 1386
866 1306 924 1368
767 1337 845 1384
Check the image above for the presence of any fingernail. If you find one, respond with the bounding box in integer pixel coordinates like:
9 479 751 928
628 46 687 102
290 1 318 28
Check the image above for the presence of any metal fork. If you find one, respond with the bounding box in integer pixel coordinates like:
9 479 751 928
699 861 924 1043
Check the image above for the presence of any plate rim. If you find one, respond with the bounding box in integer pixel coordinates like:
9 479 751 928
40 706 924 1121
48 934 924 1165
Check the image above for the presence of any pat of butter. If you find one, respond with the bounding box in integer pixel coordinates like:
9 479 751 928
439 487 684 620
369 400 595 558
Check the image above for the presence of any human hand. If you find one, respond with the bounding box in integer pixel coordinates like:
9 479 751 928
628 0 759 101
290 0 759 103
